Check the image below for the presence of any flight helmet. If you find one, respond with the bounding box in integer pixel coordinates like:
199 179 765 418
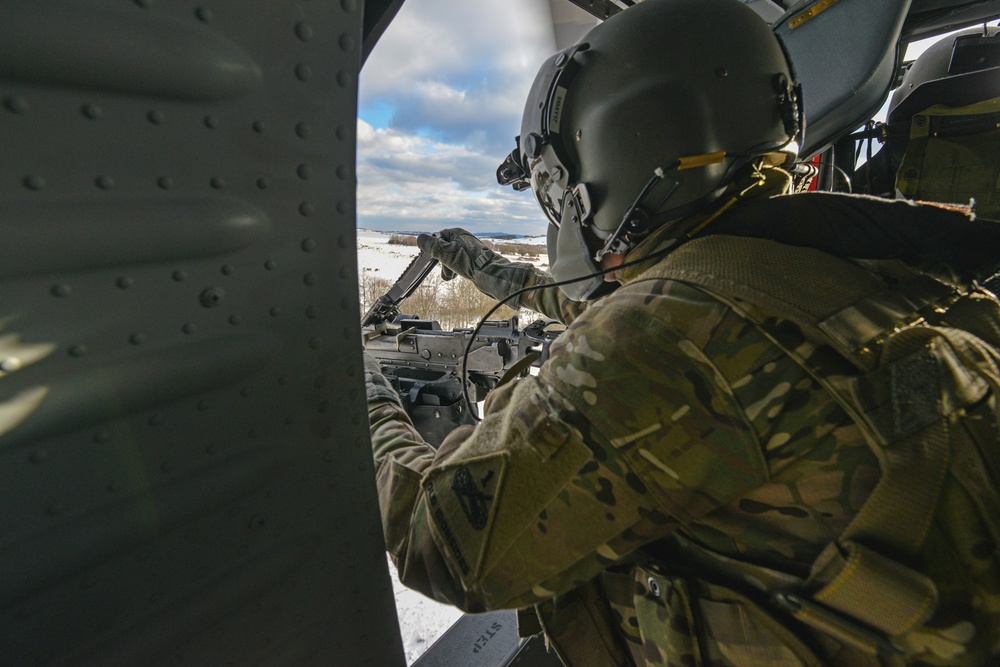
497 0 802 300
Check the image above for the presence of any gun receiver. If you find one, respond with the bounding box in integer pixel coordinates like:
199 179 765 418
361 249 557 446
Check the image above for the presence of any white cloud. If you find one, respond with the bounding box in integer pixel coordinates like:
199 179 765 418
357 0 557 235
357 119 545 235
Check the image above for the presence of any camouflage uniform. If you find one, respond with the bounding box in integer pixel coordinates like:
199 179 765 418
368 193 1000 666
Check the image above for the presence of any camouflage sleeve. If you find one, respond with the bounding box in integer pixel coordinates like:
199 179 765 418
517 270 589 325
372 280 772 613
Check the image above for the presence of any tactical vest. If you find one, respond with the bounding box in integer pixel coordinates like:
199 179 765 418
895 99 1000 219
629 234 1000 663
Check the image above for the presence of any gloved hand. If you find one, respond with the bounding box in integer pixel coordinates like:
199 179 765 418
363 351 403 406
416 228 535 309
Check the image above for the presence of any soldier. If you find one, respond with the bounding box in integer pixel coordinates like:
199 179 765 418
863 24 1000 218
365 0 1000 664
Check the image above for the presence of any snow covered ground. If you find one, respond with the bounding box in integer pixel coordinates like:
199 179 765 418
358 228 545 664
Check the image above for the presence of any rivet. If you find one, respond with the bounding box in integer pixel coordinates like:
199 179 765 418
148 415 163 426
157 176 174 189
172 270 187 282
81 103 103 119
210 176 225 189
320 425 333 439
340 296 352 310
576 129 583 141
299 201 315 216
715 66 728 78
116 276 134 289
297 164 312 179
240 387 252 397
148 110 165 125
204 115 219 128
341 0 358 12
3 96 28 114
23 175 45 191
252 120 265 133
335 125 348 141
647 577 661 597
305 306 319 319
68 345 88 357
295 21 313 41
336 201 349 214
336 70 352 88
195 6 212 21
337 236 349 250
903 169 919 182
295 63 313 81
29 449 48 464
129 333 146 345
0 357 22 372
314 375 326 389
309 337 322 350
303 272 317 286
200 287 225 307
341 327 352 339
134 0 151 7
278 375 290 386
196 400 209 411
301 238 317 252
269 306 281 317
914 115 927 127
295 121 311 139
221 264 234 276
228 314 242 325
345 364 357 378
264 259 276 270
336 165 351 180
339 34 355 51
51 284 72 297
182 322 197 334
93 431 109 444
95 175 115 190
256 177 269 189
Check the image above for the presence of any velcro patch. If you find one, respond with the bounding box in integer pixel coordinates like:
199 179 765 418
423 452 508 584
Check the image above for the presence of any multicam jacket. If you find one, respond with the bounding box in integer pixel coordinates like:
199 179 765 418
368 193 1000 666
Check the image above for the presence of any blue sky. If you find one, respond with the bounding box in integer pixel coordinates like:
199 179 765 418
357 0 559 236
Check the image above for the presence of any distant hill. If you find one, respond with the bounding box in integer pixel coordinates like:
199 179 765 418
389 231 527 240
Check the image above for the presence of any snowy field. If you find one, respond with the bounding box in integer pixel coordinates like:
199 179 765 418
358 228 545 664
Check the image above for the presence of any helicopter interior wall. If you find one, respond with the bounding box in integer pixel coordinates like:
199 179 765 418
0 1 403 664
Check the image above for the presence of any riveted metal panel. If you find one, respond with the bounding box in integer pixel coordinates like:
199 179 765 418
0 1 404 665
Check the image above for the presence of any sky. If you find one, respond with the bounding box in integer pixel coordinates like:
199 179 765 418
357 0 559 237
357 3 997 236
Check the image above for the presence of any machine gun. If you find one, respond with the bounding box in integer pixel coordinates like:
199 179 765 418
362 250 558 446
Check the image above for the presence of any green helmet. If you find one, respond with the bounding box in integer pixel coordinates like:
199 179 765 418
497 0 802 300
888 25 1000 129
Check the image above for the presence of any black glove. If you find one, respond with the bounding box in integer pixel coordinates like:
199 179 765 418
416 228 534 308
